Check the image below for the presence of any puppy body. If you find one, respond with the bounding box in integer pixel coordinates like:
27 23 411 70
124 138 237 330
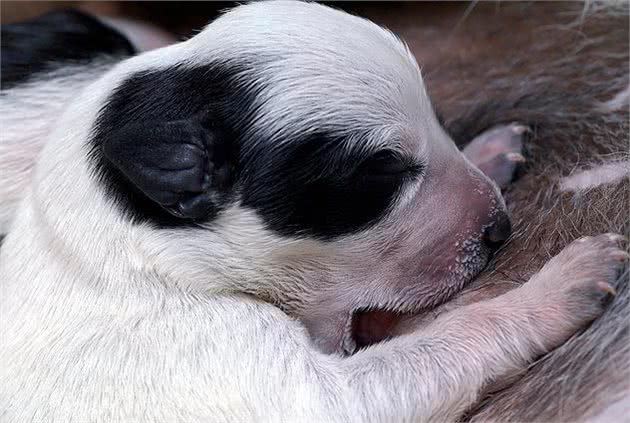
0 2 624 421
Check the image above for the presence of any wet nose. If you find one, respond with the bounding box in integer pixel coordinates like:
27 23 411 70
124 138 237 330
482 211 512 251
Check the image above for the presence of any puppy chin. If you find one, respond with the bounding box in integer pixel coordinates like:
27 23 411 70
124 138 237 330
302 250 489 356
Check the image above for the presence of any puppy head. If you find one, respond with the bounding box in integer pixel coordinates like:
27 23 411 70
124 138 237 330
36 1 509 354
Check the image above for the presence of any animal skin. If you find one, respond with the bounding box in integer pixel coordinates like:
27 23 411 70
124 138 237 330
0 2 627 422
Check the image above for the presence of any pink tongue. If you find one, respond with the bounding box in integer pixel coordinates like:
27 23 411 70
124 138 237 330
352 310 403 348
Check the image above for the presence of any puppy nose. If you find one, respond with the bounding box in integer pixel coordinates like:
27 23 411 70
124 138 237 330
482 211 511 250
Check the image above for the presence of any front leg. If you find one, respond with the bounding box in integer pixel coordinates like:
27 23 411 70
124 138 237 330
339 234 624 422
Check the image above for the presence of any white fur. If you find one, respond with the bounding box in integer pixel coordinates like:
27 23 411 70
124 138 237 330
585 393 630 423
559 160 629 192
0 62 115 234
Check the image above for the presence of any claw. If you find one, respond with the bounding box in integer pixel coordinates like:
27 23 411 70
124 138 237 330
596 281 617 296
505 152 526 163
510 124 531 135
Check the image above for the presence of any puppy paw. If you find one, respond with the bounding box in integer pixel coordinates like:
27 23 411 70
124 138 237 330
462 123 527 189
520 233 626 347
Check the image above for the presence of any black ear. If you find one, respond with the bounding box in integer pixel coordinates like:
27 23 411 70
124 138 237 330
102 119 236 220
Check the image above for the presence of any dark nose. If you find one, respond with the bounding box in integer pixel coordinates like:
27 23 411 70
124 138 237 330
482 211 512 251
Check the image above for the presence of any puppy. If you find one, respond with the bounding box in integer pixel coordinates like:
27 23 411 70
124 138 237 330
0 2 624 422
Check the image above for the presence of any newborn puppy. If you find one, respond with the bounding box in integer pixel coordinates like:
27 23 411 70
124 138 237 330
1 4 520 351
0 2 623 422
1 4 514 354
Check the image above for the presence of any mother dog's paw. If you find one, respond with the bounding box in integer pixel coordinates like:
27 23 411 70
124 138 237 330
463 123 528 190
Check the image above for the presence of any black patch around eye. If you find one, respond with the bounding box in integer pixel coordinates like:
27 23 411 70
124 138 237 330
240 139 413 240
1 9 134 90
358 150 424 177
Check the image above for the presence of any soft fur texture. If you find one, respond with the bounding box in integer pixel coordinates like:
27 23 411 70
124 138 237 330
0 2 627 422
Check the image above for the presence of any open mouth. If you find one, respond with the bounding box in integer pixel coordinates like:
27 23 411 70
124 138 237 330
350 308 405 352
337 306 411 355
338 262 488 355
325 239 494 356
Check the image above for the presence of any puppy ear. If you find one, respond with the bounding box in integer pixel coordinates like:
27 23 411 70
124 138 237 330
102 119 236 220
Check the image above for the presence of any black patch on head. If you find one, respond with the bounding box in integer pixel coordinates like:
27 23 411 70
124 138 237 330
1 9 134 90
91 65 420 238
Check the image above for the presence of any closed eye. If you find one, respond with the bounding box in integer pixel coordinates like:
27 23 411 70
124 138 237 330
359 150 424 178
